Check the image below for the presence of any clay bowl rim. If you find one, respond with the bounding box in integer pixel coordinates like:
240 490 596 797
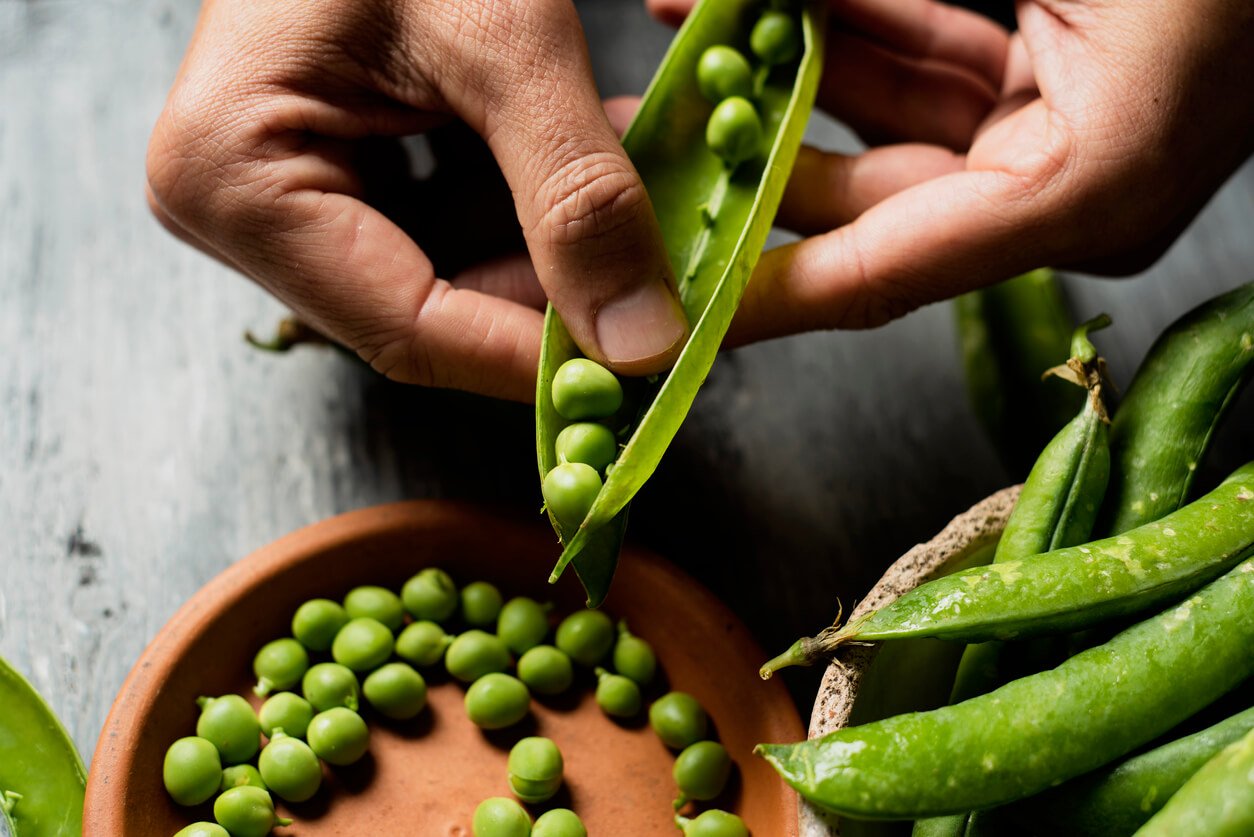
85 499 804 836
798 485 1023 837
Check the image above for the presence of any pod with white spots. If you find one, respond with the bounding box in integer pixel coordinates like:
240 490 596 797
756 557 1254 819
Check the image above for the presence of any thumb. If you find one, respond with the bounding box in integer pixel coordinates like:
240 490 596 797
472 3 688 376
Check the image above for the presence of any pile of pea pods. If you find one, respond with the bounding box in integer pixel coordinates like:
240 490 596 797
160 569 752 836
758 281 1254 837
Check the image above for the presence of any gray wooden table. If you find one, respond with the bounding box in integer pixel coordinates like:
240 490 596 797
1 0 1251 766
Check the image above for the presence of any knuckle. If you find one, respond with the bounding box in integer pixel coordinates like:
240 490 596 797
534 153 649 250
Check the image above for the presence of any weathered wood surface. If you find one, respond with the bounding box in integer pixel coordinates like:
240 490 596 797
1 0 1251 764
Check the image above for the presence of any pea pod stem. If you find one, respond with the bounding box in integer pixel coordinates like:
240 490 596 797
2 791 21 831
756 557 1254 819
761 461 1254 670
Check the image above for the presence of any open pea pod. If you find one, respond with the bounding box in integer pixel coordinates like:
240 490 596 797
537 0 826 604
0 655 86 837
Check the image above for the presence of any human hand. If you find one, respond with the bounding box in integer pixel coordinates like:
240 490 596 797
648 0 1254 343
147 0 689 401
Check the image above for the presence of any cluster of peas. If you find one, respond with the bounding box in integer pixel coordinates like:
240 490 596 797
699 7 802 167
541 359 626 532
160 569 748 836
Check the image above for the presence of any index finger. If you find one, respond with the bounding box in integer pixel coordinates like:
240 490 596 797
727 104 1066 341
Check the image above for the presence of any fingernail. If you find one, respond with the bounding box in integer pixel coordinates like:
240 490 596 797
595 280 688 369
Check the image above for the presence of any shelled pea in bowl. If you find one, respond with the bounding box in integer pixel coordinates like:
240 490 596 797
85 501 803 836
755 282 1254 837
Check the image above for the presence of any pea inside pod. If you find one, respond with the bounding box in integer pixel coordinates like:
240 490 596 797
537 0 825 606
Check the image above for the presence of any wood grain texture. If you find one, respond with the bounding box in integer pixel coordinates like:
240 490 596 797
1 0 1251 768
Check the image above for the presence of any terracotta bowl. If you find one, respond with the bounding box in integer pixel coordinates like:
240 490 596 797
798 486 1023 837
86 501 802 836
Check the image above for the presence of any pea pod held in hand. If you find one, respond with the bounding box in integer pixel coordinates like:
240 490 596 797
0 656 86 837
756 557 1254 820
1132 727 1254 837
762 461 1254 670
1102 281 1254 534
968 705 1254 836
537 0 825 606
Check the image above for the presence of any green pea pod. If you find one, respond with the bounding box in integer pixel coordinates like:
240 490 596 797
755 557 1254 820
777 461 1254 654
0 655 86 837
967 705 1254 836
911 316 1111 837
992 314 1112 564
537 0 826 605
953 269 1080 477
1102 281 1254 535
1131 726 1254 837
762 462 1254 671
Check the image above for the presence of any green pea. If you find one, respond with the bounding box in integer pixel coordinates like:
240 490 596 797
402 567 459 622
291 598 349 652
302 662 360 712
678 809 748 837
472 797 532 837
258 691 314 740
555 609 614 667
551 358 623 420
363 662 428 720
331 617 395 673
508 736 564 803
396 620 455 667
674 741 732 804
252 637 309 697
465 673 531 730
696 45 754 103
446 630 512 683
650 692 709 750
257 731 322 803
220 764 266 793
542 462 603 532
516 645 574 696
750 10 801 65
706 96 763 166
497 597 550 655
174 823 231 837
595 667 642 718
613 620 657 685
163 736 221 806
343 585 405 632
461 581 504 628
533 808 587 837
307 707 370 766
195 695 261 765
213 786 291 837
554 423 618 473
